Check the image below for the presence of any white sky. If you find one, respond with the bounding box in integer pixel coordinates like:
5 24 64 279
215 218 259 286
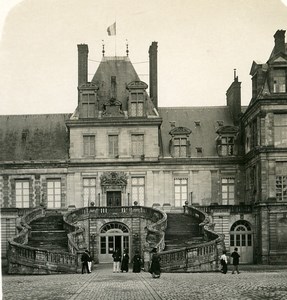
1 0 287 115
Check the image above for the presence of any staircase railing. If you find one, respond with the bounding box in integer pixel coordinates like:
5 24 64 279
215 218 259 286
157 205 225 272
7 207 81 274
64 205 167 270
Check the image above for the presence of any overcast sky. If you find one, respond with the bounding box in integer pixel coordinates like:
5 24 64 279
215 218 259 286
1 0 287 115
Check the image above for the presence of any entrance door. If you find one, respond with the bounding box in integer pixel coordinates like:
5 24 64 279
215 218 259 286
98 222 130 263
230 220 253 264
107 191 121 206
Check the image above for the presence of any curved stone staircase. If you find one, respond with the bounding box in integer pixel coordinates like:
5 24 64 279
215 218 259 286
164 213 204 251
27 212 69 252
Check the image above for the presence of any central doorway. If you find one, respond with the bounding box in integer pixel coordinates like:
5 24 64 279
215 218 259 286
107 191 121 206
98 222 130 263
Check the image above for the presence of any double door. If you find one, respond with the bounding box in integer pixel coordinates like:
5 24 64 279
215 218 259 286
107 191 121 206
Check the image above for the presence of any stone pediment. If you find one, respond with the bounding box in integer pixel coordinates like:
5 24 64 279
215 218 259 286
79 82 99 90
216 125 239 134
127 81 148 90
169 126 192 136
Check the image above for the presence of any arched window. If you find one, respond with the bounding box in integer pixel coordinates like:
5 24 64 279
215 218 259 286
230 220 252 247
100 222 129 233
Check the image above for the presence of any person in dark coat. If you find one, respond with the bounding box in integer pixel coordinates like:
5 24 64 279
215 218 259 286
149 248 161 278
112 248 121 273
121 249 129 272
132 250 142 273
81 250 91 274
231 247 240 274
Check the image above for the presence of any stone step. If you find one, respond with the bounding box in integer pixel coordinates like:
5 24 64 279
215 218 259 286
30 230 67 240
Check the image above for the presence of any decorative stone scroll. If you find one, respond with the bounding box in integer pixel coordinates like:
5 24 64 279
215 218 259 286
100 172 128 190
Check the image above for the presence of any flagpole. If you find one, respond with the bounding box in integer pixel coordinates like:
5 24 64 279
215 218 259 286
115 17 117 57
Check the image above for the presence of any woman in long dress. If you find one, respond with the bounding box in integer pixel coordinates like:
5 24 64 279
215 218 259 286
149 248 161 278
121 249 129 272
132 250 142 273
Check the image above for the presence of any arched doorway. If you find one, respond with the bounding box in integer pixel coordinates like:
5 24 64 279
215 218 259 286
230 220 253 264
99 222 130 263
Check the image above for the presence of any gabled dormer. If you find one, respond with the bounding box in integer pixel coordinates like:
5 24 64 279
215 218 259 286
169 126 192 158
78 82 99 118
216 125 239 156
126 81 148 117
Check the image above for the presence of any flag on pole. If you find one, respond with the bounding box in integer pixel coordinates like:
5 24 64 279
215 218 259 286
107 22 116 36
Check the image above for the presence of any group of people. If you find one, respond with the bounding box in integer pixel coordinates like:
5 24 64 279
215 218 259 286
112 247 161 278
220 247 240 274
82 247 161 277
112 248 143 273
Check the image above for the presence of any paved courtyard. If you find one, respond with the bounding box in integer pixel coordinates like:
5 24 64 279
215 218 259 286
2 264 287 300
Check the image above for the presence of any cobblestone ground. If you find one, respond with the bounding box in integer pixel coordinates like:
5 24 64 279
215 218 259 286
2 265 287 300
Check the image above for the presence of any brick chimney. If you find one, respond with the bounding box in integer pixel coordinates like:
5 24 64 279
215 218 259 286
149 42 158 109
77 44 89 87
274 30 286 55
226 72 241 126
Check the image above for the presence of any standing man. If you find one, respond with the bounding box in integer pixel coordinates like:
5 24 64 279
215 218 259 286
220 250 228 274
81 250 91 274
231 247 240 274
112 247 121 273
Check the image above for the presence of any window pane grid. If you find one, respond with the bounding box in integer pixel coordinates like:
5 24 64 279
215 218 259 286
276 175 287 201
174 178 188 206
221 177 235 205
47 179 61 208
131 177 145 205
131 135 144 156
83 135 95 156
174 138 187 158
15 181 30 208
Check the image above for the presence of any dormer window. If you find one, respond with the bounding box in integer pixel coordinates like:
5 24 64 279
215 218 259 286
216 126 238 157
169 127 192 158
127 81 148 117
272 69 286 93
131 92 144 117
78 82 98 119
81 93 96 118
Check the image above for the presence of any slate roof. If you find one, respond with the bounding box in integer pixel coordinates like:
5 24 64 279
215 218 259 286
0 114 71 162
158 106 235 157
91 56 140 111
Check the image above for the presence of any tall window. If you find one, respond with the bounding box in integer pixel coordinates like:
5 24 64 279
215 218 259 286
131 134 144 156
15 180 30 208
276 176 287 201
130 92 144 117
221 177 235 205
273 70 286 93
108 135 119 157
174 137 187 158
131 177 145 205
47 179 61 208
174 178 188 207
274 114 287 147
81 93 96 118
83 178 96 206
83 135 95 156
221 136 234 156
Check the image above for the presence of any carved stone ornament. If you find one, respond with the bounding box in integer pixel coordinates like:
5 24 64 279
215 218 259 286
126 81 148 90
100 172 128 187
169 126 192 137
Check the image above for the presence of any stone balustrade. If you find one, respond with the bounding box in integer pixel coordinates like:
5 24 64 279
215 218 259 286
157 205 224 272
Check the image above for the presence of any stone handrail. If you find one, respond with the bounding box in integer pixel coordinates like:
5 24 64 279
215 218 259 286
64 206 167 256
157 205 224 272
8 207 81 274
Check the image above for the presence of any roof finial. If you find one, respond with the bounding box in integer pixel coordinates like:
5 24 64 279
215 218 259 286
234 68 237 80
126 39 129 57
102 40 105 57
